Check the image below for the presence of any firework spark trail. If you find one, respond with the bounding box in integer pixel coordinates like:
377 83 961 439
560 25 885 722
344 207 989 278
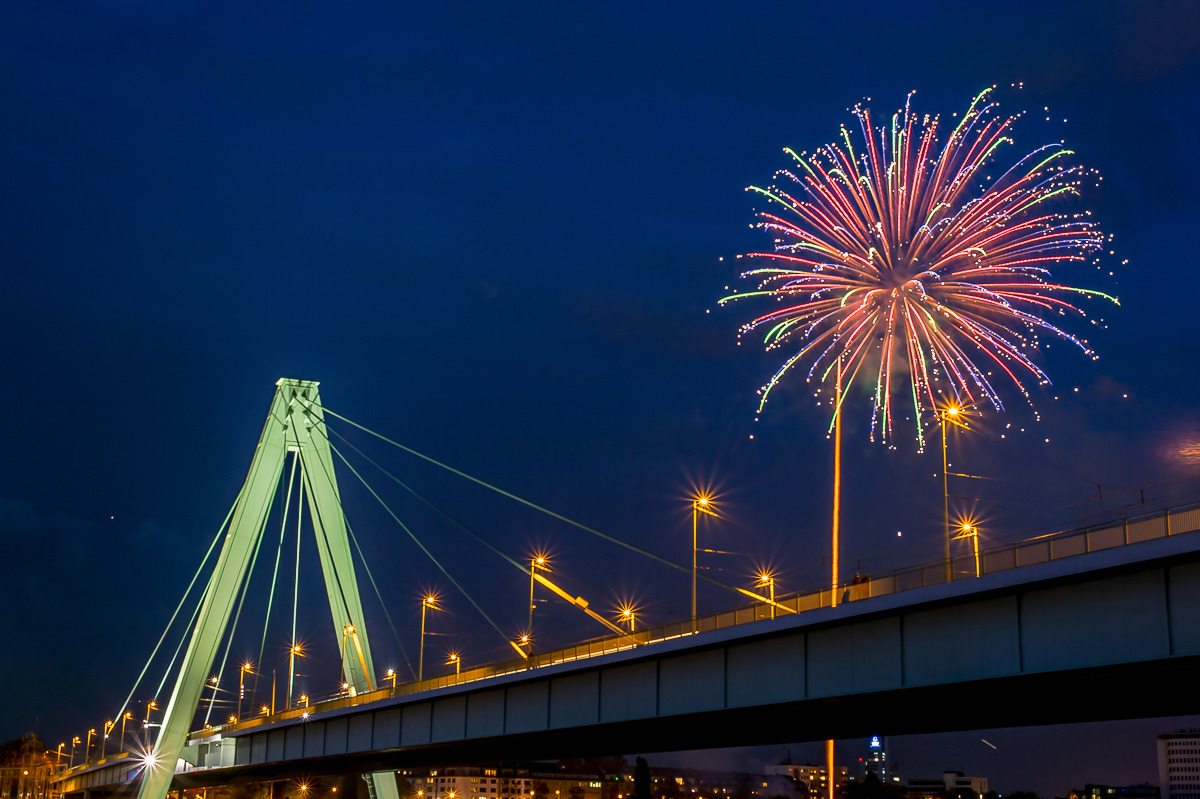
720 88 1118 445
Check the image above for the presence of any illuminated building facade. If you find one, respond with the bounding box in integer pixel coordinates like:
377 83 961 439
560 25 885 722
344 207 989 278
1159 731 1200 799
906 772 988 799
761 763 849 798
402 766 604 799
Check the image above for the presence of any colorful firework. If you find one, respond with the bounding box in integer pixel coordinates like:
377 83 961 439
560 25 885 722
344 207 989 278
720 88 1117 444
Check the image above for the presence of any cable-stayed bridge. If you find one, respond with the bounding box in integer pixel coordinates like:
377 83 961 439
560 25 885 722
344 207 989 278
52 380 1200 799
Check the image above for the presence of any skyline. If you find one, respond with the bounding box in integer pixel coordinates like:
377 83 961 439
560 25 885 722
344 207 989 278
2 2 1200 796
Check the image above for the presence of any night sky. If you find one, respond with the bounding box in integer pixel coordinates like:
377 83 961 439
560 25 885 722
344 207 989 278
3 2 1200 795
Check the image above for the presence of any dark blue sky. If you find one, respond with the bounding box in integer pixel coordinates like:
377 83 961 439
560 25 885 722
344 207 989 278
2 1 1199 794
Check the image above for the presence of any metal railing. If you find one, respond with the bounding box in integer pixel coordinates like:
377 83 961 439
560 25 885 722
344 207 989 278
189 500 1200 745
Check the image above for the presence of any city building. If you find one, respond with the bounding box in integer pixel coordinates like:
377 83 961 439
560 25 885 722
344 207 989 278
762 761 850 798
860 736 900 787
906 772 988 799
1065 785 1160 799
401 765 605 799
1159 730 1200 799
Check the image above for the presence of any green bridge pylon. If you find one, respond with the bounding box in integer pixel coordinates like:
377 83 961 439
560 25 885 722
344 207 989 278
138 379 400 799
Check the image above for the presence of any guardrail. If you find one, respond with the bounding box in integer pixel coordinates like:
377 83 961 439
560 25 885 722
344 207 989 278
186 500 1200 744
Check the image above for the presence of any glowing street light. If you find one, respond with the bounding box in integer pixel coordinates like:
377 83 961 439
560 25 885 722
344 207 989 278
939 402 970 581
237 662 253 723
143 700 158 748
100 719 113 759
419 595 440 681
288 643 305 709
617 605 636 632
691 494 718 632
955 521 982 578
119 711 133 752
528 554 549 650
446 652 461 676
756 572 777 619
85 729 97 764
69 737 79 768
384 668 397 694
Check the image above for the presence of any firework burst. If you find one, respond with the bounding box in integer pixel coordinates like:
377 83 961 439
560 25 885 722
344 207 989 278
720 88 1117 445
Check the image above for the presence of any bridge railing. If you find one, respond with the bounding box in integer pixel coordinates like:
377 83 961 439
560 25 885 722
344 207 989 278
190 500 1200 744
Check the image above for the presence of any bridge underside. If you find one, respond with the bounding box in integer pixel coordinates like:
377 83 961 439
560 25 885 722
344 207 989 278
170 652 1200 788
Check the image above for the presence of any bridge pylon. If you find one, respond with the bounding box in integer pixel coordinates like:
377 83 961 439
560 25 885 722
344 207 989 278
137 379 399 799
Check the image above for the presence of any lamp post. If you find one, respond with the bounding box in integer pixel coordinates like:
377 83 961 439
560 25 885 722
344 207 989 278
100 720 113 759
119 711 132 752
85 729 96 764
835 355 844 609
56 743 65 767
939 402 969 581
143 700 158 748
955 522 982 578
528 555 547 649
237 662 253 723
385 668 397 694
691 495 717 632
288 644 304 709
618 605 636 632
69 737 79 768
756 572 777 619
419 595 440 681
447 652 461 676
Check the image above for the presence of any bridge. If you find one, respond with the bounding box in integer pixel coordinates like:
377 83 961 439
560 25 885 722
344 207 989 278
52 380 1200 799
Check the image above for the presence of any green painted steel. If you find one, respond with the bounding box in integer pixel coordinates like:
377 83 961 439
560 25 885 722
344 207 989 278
137 379 399 799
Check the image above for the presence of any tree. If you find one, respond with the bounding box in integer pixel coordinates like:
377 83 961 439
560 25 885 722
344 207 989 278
635 758 652 799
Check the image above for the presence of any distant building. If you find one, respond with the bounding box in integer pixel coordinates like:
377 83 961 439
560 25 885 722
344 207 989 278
1065 784 1160 799
860 736 900 787
906 771 988 799
1159 730 1200 799
402 764 605 799
763 761 850 797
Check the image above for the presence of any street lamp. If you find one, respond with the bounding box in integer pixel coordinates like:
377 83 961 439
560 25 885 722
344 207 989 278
955 521 982 578
691 495 718 632
939 402 969 581
384 668 397 694
756 572 777 619
100 720 114 759
85 729 96 764
447 652 461 676
617 605 636 632
528 554 548 649
119 711 132 752
143 700 159 748
237 662 253 722
288 643 305 709
419 595 440 681
69 737 79 768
